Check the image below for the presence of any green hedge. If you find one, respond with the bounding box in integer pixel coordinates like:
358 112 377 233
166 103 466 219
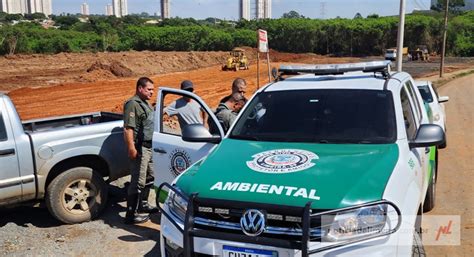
1 11 473 56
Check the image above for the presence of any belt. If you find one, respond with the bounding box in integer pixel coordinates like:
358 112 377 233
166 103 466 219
142 141 152 148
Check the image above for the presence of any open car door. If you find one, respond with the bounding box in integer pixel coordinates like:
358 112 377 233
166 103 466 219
152 87 224 189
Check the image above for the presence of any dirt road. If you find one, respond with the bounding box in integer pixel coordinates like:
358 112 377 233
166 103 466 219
424 73 474 257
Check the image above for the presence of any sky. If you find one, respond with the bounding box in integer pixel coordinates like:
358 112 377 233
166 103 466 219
54 0 433 20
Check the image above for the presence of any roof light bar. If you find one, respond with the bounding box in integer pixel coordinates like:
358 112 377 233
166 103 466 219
279 61 391 76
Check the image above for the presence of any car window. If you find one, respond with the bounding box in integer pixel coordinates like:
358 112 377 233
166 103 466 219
417 85 434 103
0 112 7 141
230 89 397 144
405 81 423 122
160 92 215 137
400 88 417 140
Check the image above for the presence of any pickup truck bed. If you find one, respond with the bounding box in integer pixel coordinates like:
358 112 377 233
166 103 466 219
23 112 123 133
0 94 129 223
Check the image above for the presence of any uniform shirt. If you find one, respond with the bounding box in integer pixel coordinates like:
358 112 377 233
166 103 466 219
124 95 154 143
215 103 237 133
164 98 203 129
219 94 232 104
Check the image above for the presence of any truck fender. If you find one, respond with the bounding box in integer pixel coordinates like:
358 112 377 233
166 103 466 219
36 146 104 193
397 180 423 256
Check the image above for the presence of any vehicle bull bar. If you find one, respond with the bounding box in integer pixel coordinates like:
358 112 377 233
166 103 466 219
157 182 402 256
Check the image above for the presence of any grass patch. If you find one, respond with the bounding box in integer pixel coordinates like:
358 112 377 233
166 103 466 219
433 69 474 89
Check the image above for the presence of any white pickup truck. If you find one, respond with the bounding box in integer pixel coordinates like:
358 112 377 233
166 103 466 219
0 94 129 224
153 61 445 256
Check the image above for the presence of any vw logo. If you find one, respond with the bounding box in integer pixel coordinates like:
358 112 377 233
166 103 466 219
240 209 266 236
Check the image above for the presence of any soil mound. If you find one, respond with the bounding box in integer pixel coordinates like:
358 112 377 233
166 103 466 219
87 60 134 77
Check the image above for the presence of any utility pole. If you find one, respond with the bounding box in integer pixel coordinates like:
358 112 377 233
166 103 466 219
396 0 406 72
440 0 449 78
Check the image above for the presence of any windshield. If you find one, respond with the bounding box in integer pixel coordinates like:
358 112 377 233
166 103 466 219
386 50 395 54
417 85 434 103
230 89 397 144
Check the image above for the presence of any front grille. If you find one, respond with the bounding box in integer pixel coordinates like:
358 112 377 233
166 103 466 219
194 206 327 241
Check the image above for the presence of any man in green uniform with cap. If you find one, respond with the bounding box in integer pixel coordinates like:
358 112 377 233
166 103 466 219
123 77 158 224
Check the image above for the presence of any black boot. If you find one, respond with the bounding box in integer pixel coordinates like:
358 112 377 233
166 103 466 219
138 186 159 214
124 193 150 224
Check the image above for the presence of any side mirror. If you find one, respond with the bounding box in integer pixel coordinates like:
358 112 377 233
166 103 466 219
409 124 445 148
438 96 449 103
182 124 221 144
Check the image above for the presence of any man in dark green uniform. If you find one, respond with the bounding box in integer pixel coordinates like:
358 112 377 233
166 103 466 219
123 77 158 224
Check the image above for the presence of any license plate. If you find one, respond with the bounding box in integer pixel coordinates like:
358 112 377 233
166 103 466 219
223 245 278 257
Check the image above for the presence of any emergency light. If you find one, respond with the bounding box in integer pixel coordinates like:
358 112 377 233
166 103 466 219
279 61 391 76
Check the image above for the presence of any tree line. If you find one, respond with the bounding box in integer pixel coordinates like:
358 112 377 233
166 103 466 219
0 11 472 56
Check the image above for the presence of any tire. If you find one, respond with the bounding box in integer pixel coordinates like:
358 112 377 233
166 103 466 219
45 167 108 224
423 153 437 212
412 229 426 256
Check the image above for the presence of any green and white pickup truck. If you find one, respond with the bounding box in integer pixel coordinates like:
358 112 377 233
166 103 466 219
152 61 445 256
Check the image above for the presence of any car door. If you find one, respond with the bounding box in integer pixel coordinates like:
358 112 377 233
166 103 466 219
0 100 21 201
430 83 447 130
400 85 425 194
152 87 224 186
410 80 434 187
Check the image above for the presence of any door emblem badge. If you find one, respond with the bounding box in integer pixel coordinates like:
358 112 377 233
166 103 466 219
240 209 266 236
169 149 191 176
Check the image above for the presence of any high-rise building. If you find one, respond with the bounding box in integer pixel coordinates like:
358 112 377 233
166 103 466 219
264 0 271 19
256 0 264 19
112 0 127 17
256 0 271 19
1 0 28 14
28 0 52 16
106 4 113 16
239 0 250 20
161 0 170 19
81 2 89 16
0 0 5 13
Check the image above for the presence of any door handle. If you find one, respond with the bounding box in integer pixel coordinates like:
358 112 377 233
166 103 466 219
0 148 15 156
153 148 167 154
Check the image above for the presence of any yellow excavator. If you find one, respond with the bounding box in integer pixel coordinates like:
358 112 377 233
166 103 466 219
222 48 249 71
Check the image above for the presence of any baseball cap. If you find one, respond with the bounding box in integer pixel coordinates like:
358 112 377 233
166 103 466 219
181 80 194 91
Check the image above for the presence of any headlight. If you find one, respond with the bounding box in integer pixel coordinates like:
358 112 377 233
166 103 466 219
166 189 188 222
325 204 387 242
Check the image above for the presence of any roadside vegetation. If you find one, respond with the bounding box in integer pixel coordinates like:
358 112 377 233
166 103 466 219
0 10 472 56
